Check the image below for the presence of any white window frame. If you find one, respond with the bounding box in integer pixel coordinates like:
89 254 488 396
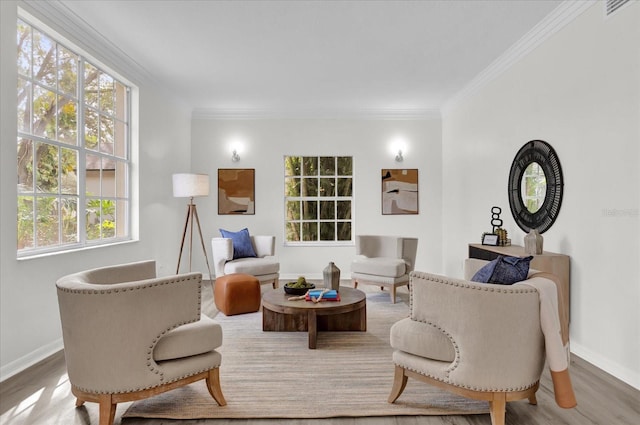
284 155 354 246
16 16 134 258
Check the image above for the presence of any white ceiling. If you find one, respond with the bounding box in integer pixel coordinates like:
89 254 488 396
58 0 563 116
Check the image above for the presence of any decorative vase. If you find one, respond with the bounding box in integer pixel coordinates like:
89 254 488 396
323 262 341 292
524 228 544 255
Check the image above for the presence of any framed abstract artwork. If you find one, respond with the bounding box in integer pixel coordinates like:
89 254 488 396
218 168 255 215
381 169 418 215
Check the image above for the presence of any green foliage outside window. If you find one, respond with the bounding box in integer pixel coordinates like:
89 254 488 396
285 156 353 243
16 19 130 254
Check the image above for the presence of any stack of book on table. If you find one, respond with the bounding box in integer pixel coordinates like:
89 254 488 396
305 289 340 302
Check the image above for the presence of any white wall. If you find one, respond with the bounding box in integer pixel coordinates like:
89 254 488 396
0 1 192 380
2 0 637 392
190 118 443 279
442 2 639 388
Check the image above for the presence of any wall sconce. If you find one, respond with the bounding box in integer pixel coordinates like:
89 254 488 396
228 136 245 162
390 136 407 163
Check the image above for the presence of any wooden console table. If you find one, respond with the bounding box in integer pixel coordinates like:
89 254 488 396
468 243 570 323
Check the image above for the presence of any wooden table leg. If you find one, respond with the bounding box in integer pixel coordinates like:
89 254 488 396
360 305 367 331
308 310 317 349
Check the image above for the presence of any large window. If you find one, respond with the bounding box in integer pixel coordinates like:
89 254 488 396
284 156 353 244
16 19 131 256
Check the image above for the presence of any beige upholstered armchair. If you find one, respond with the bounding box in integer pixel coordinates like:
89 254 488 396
350 235 418 303
388 259 550 425
56 260 226 425
211 235 280 288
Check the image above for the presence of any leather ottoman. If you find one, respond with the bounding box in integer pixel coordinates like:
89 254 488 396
214 273 261 316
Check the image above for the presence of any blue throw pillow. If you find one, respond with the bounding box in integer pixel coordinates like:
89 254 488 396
471 255 533 285
219 228 257 259
471 258 498 283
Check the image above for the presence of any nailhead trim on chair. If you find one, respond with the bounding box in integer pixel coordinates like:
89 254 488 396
146 280 203 383
393 360 538 393
410 271 539 294
72 365 220 394
56 275 200 294
61 275 207 394
407 320 461 376
406 272 541 392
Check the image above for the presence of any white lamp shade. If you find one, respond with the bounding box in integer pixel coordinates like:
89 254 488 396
172 173 210 198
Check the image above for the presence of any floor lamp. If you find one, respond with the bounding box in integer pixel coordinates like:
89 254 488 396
173 173 213 279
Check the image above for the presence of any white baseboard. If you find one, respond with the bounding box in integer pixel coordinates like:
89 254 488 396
0 338 63 383
571 342 640 390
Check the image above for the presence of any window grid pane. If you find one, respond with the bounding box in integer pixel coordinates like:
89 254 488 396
33 29 56 88
284 156 353 245
302 157 318 176
17 138 33 193
17 22 32 77
17 196 35 249
16 18 131 255
17 78 30 133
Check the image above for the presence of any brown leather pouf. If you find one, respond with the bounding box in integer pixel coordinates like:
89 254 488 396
214 273 261 316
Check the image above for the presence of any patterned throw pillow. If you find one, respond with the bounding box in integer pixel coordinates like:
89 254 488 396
471 255 533 285
219 228 257 259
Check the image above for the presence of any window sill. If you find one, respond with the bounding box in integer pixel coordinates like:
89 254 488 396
17 239 138 261
284 241 355 248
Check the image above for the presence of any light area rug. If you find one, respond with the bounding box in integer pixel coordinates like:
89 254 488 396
123 288 489 419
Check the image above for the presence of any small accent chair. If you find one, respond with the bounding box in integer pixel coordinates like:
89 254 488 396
388 259 548 425
56 260 226 425
211 235 280 288
350 235 418 303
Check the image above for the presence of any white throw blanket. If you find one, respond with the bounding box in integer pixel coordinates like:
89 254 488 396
517 275 568 371
517 273 577 408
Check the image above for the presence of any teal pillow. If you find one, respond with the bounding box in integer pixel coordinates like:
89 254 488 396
219 228 257 259
471 255 533 285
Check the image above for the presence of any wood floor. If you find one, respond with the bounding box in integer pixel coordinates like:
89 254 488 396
2 350 638 425
1 283 638 425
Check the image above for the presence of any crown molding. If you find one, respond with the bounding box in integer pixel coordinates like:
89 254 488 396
192 107 441 120
18 0 154 86
17 0 594 121
441 0 597 117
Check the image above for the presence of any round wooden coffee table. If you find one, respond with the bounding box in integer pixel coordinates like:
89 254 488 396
262 286 366 349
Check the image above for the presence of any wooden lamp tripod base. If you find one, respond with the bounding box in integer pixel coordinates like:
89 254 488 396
176 198 213 279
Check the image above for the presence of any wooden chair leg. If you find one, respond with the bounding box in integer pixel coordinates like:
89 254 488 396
388 365 409 403
489 392 506 425
205 368 227 406
529 392 538 405
353 279 358 288
390 286 397 304
98 394 116 425
75 397 85 407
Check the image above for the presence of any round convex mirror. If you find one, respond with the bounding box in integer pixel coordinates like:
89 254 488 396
508 140 563 234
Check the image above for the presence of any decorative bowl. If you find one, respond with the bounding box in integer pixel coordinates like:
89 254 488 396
283 282 316 296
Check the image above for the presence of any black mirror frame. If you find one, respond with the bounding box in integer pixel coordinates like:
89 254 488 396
508 140 564 234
